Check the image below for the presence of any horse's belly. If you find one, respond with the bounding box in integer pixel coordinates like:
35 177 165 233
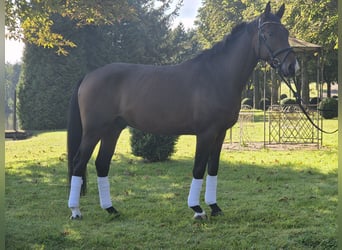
123 106 196 135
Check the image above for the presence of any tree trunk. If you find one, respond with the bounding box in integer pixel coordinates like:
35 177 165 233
326 82 331 97
271 69 279 105
253 69 261 109
301 66 310 104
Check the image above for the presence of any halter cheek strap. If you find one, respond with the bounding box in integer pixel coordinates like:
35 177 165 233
257 19 294 69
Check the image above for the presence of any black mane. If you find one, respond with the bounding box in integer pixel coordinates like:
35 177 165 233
191 22 249 62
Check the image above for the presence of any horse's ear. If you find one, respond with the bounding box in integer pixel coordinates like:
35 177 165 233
276 4 285 19
264 1 271 17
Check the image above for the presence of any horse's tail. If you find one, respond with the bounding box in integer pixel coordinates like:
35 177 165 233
67 78 87 195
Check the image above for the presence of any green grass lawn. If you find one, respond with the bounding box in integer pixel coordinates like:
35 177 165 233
5 119 338 249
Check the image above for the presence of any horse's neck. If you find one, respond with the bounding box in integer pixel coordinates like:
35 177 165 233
210 27 258 92
226 30 257 84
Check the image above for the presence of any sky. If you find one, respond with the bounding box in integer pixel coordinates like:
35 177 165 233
5 0 202 64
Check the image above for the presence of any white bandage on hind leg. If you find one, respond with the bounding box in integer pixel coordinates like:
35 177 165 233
187 178 203 207
68 176 83 212
98 176 113 209
205 175 217 205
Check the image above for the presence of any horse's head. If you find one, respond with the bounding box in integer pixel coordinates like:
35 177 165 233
255 2 299 77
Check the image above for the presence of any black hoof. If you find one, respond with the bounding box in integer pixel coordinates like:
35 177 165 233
211 210 224 217
190 205 203 213
209 203 223 217
106 206 120 218
70 214 82 220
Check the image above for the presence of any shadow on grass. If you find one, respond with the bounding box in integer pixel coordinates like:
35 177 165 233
5 153 337 249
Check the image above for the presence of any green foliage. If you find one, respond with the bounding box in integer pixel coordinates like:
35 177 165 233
130 128 178 162
16 1 196 130
6 0 136 55
309 97 321 105
17 15 86 130
318 97 338 119
283 0 337 84
196 0 246 48
280 94 287 100
167 24 201 64
195 0 337 90
5 63 21 128
259 98 270 110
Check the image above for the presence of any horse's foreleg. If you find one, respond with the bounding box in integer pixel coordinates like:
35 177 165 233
205 130 226 216
95 129 122 217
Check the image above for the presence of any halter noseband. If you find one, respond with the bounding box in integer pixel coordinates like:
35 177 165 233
257 19 294 70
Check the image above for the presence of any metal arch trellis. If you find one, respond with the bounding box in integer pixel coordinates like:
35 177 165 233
267 104 322 147
227 105 256 148
264 37 323 148
226 37 324 149
238 105 255 146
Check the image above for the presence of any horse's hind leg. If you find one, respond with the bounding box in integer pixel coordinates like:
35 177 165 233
95 128 123 217
69 133 100 219
188 131 215 219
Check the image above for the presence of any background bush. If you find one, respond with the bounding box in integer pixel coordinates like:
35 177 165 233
130 128 178 162
280 94 288 100
280 98 297 106
241 98 253 108
309 97 321 105
319 97 338 119
259 98 270 111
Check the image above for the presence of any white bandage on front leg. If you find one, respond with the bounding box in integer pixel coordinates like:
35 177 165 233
98 176 113 209
68 176 83 217
205 175 217 205
187 178 203 207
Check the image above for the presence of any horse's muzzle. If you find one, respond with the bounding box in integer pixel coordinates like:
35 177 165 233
282 59 299 77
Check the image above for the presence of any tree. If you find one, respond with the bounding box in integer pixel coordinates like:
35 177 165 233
6 0 136 55
166 23 201 64
16 0 188 130
5 63 21 129
195 0 337 102
196 0 246 48
17 15 86 129
282 0 338 96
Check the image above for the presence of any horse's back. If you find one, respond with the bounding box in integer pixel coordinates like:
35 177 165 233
77 61 241 135
77 63 200 134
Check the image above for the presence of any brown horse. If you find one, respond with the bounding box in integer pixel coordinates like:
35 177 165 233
67 2 298 220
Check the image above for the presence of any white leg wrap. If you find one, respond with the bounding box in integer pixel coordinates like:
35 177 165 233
187 178 203 207
68 176 83 208
98 176 113 209
205 175 217 205
70 207 82 218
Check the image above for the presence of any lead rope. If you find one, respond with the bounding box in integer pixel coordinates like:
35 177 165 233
278 73 338 134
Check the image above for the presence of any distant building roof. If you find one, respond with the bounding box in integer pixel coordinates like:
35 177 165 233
289 37 321 53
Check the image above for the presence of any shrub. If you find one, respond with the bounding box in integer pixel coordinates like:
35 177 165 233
319 98 338 119
280 98 297 106
259 98 270 111
309 97 321 105
130 128 178 162
241 98 253 108
280 94 288 100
